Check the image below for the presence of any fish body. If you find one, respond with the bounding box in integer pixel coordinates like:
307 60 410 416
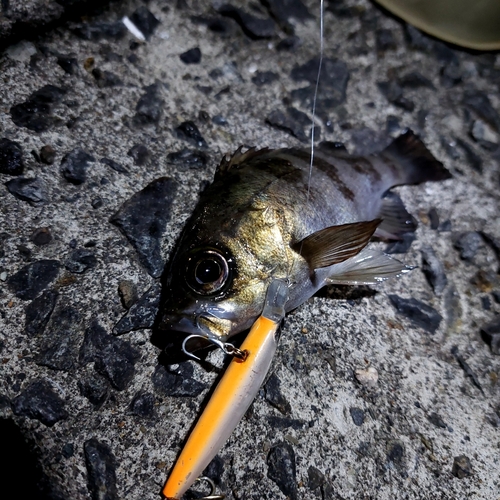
160 130 450 341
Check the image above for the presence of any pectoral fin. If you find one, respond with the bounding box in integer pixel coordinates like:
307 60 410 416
294 219 381 269
326 247 414 285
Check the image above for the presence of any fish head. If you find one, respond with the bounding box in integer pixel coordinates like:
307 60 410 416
159 198 292 342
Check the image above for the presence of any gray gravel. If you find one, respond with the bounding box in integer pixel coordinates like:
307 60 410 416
1 0 500 499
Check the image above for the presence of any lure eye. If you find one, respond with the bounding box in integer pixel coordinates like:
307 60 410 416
186 250 231 296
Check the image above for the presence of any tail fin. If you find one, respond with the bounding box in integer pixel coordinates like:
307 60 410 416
382 130 451 185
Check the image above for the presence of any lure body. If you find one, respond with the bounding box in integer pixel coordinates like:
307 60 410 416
163 280 288 500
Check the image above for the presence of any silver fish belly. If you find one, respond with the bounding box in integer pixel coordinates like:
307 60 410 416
159 130 451 343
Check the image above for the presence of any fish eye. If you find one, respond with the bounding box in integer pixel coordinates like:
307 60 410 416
186 250 231 296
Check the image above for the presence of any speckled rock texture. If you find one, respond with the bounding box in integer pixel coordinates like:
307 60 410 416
1 0 499 499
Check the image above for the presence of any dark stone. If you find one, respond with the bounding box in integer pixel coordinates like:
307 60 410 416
180 47 201 64
166 148 208 169
252 70 279 86
110 178 177 278
61 148 95 185
404 25 435 52
350 127 391 156
30 226 52 246
117 280 138 310
72 21 127 41
127 144 149 166
24 289 58 337
212 115 227 126
385 231 416 255
62 443 74 459
276 36 301 51
421 246 447 296
0 138 24 175
175 121 207 148
84 438 119 500
264 373 291 415
388 295 442 334
428 208 439 230
92 68 122 88
440 63 462 88
266 416 306 429
264 0 311 25
40 145 56 165
451 346 484 393
7 260 60 300
375 28 396 52
78 374 110 408
91 197 103 209
37 306 81 371
267 442 297 500
428 412 447 429
12 379 68 426
290 57 349 110
134 83 163 125
266 108 311 142
10 85 66 132
130 6 160 40
386 115 401 135
65 248 97 274
100 157 128 174
202 455 224 485
57 55 78 75
463 90 500 133
451 455 473 479
349 407 365 426
130 392 155 417
215 4 276 39
455 139 482 172
377 80 414 111
453 232 483 260
5 177 47 204
151 363 205 397
386 440 406 477
480 316 500 355
307 466 325 490
398 71 434 89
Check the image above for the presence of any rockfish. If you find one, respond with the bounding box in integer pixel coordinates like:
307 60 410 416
159 130 450 343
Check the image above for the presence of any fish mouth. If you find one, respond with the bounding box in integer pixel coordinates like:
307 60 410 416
160 312 232 341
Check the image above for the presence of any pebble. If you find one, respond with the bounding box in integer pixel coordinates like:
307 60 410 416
166 148 208 169
56 56 79 75
127 144 150 166
92 68 122 88
117 280 138 310
130 6 160 40
37 306 81 371
251 70 279 86
61 148 96 185
5 176 47 204
307 466 325 490
7 260 60 300
130 392 155 417
175 121 207 148
72 21 126 41
266 108 310 143
114 283 161 334
78 374 110 408
180 47 201 64
375 29 396 52
265 0 310 25
451 455 473 479
440 62 462 88
100 157 128 174
11 378 68 426
398 71 434 89
0 138 24 175
65 248 97 274
377 80 415 111
151 363 205 397
276 36 301 51
428 207 440 229
134 83 164 125
471 120 498 146
10 84 66 132
388 295 442 334
480 316 500 355
24 289 58 337
266 442 298 500
463 90 500 133
84 438 119 500
264 373 291 415
385 232 416 254
452 231 483 260
110 178 177 278
355 366 378 388
455 139 482 172
215 4 276 39
40 145 56 165
350 407 365 426
421 246 447 296
428 412 447 429
386 440 406 477
5 40 37 62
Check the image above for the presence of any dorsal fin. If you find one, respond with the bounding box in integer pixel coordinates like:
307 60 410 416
293 219 381 269
217 146 271 176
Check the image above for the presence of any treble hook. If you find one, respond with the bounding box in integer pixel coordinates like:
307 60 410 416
193 476 225 499
182 334 248 362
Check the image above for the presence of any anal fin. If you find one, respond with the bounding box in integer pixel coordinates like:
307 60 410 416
326 247 414 286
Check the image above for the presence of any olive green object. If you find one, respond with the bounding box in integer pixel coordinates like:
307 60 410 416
375 0 500 50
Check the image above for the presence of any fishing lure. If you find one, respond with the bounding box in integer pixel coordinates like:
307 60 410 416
163 279 289 499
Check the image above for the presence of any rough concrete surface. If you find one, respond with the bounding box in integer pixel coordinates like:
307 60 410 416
1 0 499 499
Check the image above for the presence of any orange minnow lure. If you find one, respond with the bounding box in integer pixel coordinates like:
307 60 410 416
162 279 289 500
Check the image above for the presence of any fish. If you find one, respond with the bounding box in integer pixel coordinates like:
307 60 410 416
159 130 451 345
